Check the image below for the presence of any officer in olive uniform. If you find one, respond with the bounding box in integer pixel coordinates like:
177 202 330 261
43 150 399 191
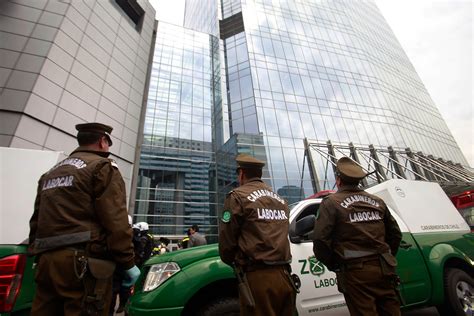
29 123 140 316
312 157 402 316
219 154 296 316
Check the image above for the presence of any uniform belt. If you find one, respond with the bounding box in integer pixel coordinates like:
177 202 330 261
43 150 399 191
345 254 379 264
34 231 91 251
65 246 86 252
244 263 288 272
343 255 380 270
41 246 87 258
60 243 87 253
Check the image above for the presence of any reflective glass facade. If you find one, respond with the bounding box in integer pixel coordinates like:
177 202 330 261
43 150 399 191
222 0 467 199
135 23 220 240
184 0 219 36
137 0 468 240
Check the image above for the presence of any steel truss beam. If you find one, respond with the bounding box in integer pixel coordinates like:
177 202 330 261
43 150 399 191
304 139 474 195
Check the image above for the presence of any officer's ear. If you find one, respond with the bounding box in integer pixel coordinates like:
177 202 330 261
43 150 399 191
236 168 243 184
335 176 342 188
98 136 109 150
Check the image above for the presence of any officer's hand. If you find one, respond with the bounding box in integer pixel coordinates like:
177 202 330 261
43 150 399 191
122 265 141 287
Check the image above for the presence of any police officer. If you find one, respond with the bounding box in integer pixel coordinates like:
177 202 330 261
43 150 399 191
132 222 154 266
29 122 140 316
178 229 191 249
312 157 402 316
219 154 296 316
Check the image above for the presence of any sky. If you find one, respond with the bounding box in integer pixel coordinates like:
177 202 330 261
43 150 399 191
375 0 473 167
150 0 473 167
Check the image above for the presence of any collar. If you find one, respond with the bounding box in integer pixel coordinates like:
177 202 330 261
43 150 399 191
337 184 362 193
71 146 110 158
240 177 264 186
245 177 263 184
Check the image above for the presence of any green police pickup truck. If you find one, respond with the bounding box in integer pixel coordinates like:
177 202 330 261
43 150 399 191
127 180 474 316
0 246 36 315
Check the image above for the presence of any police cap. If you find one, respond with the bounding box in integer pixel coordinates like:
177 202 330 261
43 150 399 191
336 157 366 182
76 122 113 145
235 154 265 169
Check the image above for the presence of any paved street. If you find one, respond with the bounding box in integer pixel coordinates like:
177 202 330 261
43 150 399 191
111 306 441 315
403 307 439 315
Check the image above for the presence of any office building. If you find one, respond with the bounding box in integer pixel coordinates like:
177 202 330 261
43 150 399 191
134 21 220 237
0 0 156 193
135 0 470 241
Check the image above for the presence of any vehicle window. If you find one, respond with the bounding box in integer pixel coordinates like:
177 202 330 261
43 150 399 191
288 202 299 212
289 202 320 243
461 207 474 227
296 204 319 223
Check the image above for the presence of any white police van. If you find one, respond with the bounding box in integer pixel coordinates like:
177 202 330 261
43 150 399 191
128 179 473 316
289 179 473 315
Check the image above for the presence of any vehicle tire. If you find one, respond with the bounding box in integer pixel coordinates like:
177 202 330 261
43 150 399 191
437 268 473 316
199 297 239 316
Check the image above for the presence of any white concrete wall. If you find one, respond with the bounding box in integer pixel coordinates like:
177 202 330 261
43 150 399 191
0 0 156 196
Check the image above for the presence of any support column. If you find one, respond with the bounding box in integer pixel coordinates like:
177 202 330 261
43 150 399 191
388 146 406 179
369 144 386 183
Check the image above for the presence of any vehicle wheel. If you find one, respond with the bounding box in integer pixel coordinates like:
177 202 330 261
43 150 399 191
437 268 473 316
199 297 239 316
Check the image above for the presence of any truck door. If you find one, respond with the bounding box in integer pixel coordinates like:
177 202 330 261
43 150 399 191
289 200 348 315
391 211 431 306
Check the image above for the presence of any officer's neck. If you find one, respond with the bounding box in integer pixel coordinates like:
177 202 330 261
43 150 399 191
240 176 261 186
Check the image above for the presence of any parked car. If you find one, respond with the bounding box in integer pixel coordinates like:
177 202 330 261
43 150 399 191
0 245 35 315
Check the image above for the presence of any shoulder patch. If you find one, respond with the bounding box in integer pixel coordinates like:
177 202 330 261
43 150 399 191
221 210 232 223
109 159 118 168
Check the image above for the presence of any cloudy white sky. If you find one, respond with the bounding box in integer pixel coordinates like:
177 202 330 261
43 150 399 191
375 0 473 167
150 0 473 167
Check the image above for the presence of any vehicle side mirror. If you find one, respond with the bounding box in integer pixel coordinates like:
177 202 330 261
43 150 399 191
295 215 316 237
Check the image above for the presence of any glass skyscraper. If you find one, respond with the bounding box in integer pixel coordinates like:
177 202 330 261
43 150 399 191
134 22 220 239
137 0 469 241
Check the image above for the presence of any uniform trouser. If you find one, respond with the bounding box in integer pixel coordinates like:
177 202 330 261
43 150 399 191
31 248 113 316
337 259 401 316
240 266 296 316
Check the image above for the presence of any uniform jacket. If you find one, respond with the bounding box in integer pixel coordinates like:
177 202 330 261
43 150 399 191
219 178 291 267
312 185 402 270
28 147 135 269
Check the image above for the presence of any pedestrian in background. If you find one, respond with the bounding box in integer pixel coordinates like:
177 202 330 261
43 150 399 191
219 154 296 316
188 224 207 247
312 157 402 316
29 122 140 316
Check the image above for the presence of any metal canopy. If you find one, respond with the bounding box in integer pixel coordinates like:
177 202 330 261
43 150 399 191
304 139 474 196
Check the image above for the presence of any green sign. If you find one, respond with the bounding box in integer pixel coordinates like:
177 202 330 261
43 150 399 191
299 256 325 275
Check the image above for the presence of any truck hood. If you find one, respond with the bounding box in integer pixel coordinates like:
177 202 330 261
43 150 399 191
144 244 219 268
